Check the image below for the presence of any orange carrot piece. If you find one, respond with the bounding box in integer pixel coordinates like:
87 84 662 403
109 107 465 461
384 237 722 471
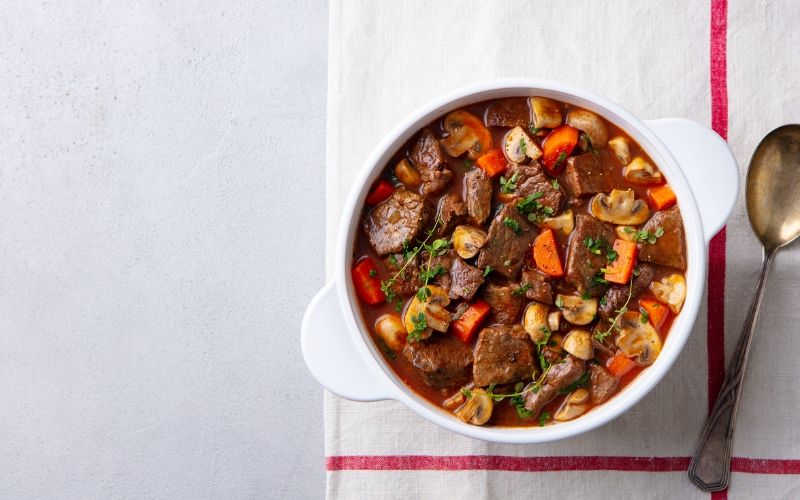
647 184 677 210
541 125 579 174
476 149 508 178
639 298 669 333
365 179 394 205
352 257 385 305
450 300 491 344
604 239 638 284
607 351 637 378
532 228 564 277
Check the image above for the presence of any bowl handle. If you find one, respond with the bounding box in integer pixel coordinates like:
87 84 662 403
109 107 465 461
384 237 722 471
646 118 740 243
301 282 392 401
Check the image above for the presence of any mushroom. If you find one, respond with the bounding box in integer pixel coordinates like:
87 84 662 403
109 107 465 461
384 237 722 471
623 157 663 185
566 109 608 147
547 311 562 331
454 388 494 425
523 302 550 342
444 383 474 410
556 294 598 326
568 387 590 405
562 329 594 360
394 158 421 187
554 394 589 422
607 136 631 164
537 209 575 236
649 274 687 314
374 314 406 351
403 285 452 337
440 110 493 159
549 333 564 353
615 225 637 242
530 97 563 129
590 189 650 225
615 311 663 365
504 126 542 163
452 225 487 259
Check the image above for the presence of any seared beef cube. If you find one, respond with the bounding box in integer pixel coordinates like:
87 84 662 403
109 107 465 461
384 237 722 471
383 253 423 296
364 188 429 256
484 98 530 128
599 264 654 319
561 153 613 197
589 363 618 405
508 162 564 215
565 214 614 296
481 281 524 324
410 129 452 196
524 355 586 417
473 325 535 387
476 202 538 280
521 269 554 304
638 207 686 270
449 257 484 301
436 193 467 235
403 335 473 388
426 250 454 293
464 169 493 225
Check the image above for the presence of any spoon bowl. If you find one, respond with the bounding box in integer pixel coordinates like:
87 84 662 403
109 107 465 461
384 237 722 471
746 124 800 250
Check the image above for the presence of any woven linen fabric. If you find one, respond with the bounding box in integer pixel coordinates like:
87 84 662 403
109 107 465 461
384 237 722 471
322 1 800 498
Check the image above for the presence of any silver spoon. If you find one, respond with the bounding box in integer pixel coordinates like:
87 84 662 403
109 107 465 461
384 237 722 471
688 124 800 492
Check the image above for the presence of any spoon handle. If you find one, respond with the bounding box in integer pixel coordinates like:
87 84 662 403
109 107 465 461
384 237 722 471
688 248 775 492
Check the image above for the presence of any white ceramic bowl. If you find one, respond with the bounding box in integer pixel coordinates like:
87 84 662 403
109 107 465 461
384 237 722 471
301 79 738 444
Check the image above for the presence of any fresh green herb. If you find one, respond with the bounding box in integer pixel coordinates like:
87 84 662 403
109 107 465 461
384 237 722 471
483 266 493 277
519 137 528 155
503 217 522 234
591 272 609 286
632 267 641 277
639 306 650 324
553 151 567 170
630 227 665 244
595 278 635 342
535 326 552 371
407 312 427 342
581 290 591 300
513 283 532 297
528 125 541 135
499 172 519 194
599 296 608 306
394 299 403 312
581 132 598 155
401 239 412 260
511 393 533 418
539 411 550 427
461 387 473 399
516 192 553 222
606 248 618 262
558 372 590 394
420 264 444 282
416 286 431 301
551 178 559 190
584 236 605 255
369 269 377 277
388 254 399 267
555 296 564 308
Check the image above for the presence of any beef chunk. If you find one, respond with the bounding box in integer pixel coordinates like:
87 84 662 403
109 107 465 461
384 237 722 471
599 264 654 319
524 355 586 417
521 269 554 304
473 325 535 387
364 189 428 256
427 250 454 293
638 207 686 270
403 335 473 388
588 363 618 405
565 214 614 296
410 129 452 195
476 202 538 280
481 281 524 324
449 257 484 301
383 253 422 296
464 169 493 225
508 162 564 215
484 98 530 128
436 193 467 235
561 153 614 197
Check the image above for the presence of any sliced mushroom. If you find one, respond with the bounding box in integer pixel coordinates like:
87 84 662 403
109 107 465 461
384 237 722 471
504 126 542 163
403 285 452 337
562 329 594 360
444 383 474 410
440 110 493 159
607 136 631 164
615 225 637 242
649 274 687 314
537 209 575 236
530 97 563 129
374 314 406 351
547 311 561 331
566 109 608 147
556 294 598 325
523 302 550 342
590 189 650 225
623 157 663 185
554 398 588 422
549 333 564 353
616 311 663 365
568 387 589 405
394 158 421 187
452 225 487 259
454 388 494 425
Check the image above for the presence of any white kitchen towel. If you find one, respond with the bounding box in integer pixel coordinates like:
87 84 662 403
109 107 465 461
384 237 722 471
323 1 800 498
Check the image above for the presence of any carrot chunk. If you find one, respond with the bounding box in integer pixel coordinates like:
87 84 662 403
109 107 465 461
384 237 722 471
607 351 637 378
365 179 394 205
604 239 638 284
532 228 564 277
541 125 578 174
449 300 491 344
352 257 385 305
639 298 670 333
475 149 508 178
647 184 677 210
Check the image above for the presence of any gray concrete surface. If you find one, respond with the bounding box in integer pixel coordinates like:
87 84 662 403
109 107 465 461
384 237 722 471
0 1 326 498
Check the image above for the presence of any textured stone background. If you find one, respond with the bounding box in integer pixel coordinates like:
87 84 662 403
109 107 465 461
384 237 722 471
0 1 326 498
